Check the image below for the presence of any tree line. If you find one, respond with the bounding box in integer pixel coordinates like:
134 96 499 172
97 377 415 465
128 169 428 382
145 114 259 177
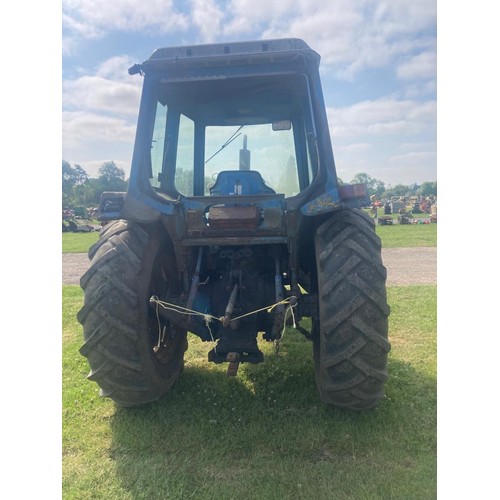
62 160 128 208
342 173 437 200
62 160 437 209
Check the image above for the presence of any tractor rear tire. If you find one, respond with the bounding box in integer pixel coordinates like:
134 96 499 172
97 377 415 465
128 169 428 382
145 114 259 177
77 220 187 407
313 209 391 410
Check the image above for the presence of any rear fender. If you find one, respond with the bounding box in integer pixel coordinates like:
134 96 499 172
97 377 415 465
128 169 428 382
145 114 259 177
300 183 370 216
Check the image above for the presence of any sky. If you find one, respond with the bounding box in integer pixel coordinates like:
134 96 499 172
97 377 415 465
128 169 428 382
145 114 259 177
62 0 437 187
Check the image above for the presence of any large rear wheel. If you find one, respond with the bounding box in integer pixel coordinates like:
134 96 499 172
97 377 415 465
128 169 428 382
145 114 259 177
313 209 391 410
77 220 187 407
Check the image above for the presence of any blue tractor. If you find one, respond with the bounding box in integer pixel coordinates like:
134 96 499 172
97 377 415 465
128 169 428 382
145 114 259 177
78 39 390 410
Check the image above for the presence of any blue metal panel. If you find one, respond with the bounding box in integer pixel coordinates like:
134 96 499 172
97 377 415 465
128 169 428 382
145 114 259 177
300 188 341 216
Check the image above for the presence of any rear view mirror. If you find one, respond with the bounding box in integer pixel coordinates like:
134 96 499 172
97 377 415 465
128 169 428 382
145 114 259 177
272 120 292 131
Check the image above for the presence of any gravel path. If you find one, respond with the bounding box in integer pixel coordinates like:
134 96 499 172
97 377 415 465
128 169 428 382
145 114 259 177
62 247 436 286
381 247 436 286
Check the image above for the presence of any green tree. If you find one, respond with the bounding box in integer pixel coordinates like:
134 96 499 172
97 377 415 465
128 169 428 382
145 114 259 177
419 181 437 197
385 184 410 198
62 160 129 208
409 183 420 195
350 173 385 198
62 160 88 207
97 161 127 192
79 161 128 206
73 180 101 207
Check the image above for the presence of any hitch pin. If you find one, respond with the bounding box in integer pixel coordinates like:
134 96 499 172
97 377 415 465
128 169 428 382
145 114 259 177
226 352 240 376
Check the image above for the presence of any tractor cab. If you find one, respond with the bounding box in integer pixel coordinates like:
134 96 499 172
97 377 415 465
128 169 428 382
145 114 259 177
107 39 369 224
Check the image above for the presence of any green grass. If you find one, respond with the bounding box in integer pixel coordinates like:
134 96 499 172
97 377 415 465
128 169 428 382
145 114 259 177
62 232 99 253
375 223 437 247
63 285 436 499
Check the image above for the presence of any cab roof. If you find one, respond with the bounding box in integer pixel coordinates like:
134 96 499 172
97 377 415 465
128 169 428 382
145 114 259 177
136 38 320 75
148 38 316 61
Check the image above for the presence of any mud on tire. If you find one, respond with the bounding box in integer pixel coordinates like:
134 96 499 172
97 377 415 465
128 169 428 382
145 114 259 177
313 209 391 410
77 220 187 407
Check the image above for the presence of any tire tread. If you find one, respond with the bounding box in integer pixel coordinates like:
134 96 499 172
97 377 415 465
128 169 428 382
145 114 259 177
314 209 391 410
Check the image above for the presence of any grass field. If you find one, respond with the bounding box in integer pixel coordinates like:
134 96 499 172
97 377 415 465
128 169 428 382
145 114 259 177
62 221 437 253
62 232 99 253
63 285 437 499
375 223 437 248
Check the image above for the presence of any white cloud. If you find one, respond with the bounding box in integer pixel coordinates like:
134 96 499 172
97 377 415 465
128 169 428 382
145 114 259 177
397 51 437 80
373 0 437 35
222 0 436 78
62 11 101 39
329 95 437 184
63 1 436 79
63 74 141 116
373 165 436 185
336 142 372 153
63 111 136 149
95 56 138 82
65 0 430 91
380 149 437 184
62 0 188 38
62 55 143 175
190 0 225 42
390 151 436 165
407 100 437 121
399 142 436 151
222 0 291 35
402 79 437 98
328 97 436 138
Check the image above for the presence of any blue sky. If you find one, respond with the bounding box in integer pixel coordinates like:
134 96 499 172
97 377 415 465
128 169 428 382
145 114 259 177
62 0 437 187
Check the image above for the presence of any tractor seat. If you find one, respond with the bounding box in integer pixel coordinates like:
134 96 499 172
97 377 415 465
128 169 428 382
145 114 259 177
209 170 276 196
